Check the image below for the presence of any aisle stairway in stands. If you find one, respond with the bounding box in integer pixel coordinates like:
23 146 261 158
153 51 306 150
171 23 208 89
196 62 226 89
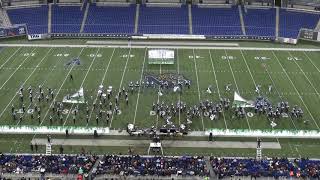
48 4 52 33
188 4 193 34
0 9 12 27
315 19 320 31
238 5 246 35
80 2 90 33
45 143 52 155
276 7 279 38
134 4 140 34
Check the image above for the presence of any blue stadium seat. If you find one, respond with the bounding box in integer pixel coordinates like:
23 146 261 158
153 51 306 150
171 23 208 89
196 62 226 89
243 8 276 37
7 6 48 34
83 4 136 34
279 9 320 38
52 5 84 33
192 6 242 36
138 5 189 34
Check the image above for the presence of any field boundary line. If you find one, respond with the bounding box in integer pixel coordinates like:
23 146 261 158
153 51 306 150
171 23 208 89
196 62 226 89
224 50 251 130
192 49 205 131
87 48 116 126
271 51 320 130
208 50 228 129
63 48 101 126
132 48 147 125
1 43 320 51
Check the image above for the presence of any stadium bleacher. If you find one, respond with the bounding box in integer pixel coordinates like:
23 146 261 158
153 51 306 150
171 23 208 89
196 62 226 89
211 157 320 178
279 9 320 38
1 154 320 178
83 4 136 34
5 4 320 38
52 5 84 33
94 155 209 176
138 5 189 34
243 8 276 37
192 6 243 36
0 154 97 174
7 5 48 34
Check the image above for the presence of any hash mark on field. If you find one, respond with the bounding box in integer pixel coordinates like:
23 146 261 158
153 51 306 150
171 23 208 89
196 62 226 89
209 50 228 129
6 48 54 153
272 51 320 130
64 48 102 126
34 47 85 134
133 48 147 125
87 48 116 126
0 47 21 69
14 48 71 153
0 48 37 91
224 50 251 130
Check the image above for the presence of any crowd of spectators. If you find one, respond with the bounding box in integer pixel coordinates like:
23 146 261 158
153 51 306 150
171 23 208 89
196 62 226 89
95 155 209 177
211 157 320 179
0 154 97 175
1 154 320 179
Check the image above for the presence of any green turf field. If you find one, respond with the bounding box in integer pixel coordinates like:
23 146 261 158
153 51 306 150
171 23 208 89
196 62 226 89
0 46 320 130
1 46 320 156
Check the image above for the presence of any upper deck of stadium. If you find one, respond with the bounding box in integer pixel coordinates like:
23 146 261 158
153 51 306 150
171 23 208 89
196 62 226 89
0 0 318 40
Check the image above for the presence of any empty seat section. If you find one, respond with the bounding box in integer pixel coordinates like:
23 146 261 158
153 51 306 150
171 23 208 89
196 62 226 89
192 6 242 35
138 5 189 34
243 8 275 37
7 6 48 34
52 5 84 33
279 9 319 38
84 4 135 34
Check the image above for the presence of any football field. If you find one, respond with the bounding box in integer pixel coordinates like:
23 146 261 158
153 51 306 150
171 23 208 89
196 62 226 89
0 46 320 133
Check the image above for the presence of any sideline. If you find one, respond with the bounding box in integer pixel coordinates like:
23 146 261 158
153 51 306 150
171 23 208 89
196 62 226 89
0 43 320 51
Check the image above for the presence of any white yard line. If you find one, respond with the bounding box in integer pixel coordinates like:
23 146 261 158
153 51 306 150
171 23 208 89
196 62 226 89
8 48 54 153
155 64 162 129
177 49 181 126
224 50 251 130
271 51 320 130
0 48 37 91
239 50 258 93
35 47 85 129
0 47 22 70
208 50 228 129
303 51 320 73
87 48 116 126
13 48 71 152
192 49 205 131
132 48 147 125
63 48 101 126
240 50 281 143
263 65 298 130
288 51 320 101
109 48 132 128
0 48 52 120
